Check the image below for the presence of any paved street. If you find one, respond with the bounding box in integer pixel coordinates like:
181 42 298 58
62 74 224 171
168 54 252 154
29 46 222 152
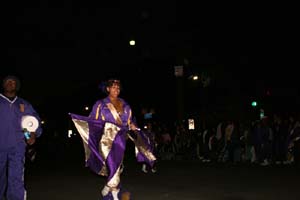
24 146 300 200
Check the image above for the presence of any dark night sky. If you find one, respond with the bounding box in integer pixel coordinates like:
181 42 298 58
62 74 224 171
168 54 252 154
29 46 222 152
2 1 298 121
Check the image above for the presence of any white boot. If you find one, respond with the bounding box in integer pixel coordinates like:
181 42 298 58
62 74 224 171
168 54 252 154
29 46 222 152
151 167 157 173
101 185 110 197
142 164 148 173
112 189 120 200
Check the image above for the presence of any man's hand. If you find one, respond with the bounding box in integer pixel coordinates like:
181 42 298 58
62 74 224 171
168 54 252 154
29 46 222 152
26 132 36 145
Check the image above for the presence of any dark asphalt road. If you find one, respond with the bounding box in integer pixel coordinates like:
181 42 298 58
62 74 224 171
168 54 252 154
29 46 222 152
24 146 300 200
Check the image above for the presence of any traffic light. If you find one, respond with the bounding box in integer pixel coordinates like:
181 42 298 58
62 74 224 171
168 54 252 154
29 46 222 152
251 101 257 107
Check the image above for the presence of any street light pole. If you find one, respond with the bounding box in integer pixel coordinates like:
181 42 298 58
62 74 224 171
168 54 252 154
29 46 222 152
174 66 184 121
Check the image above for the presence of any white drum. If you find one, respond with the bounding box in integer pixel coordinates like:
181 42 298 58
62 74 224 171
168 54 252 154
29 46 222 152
21 115 39 132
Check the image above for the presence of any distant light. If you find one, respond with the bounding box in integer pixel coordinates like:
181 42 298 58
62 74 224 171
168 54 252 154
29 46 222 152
68 130 72 138
85 106 89 111
129 40 135 46
192 75 199 80
41 120 45 124
188 119 195 130
260 109 265 119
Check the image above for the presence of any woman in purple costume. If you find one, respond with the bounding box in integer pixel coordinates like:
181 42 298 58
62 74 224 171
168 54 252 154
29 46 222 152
70 79 156 200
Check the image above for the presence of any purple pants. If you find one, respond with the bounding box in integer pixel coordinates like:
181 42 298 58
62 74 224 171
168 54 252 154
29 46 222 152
0 146 26 200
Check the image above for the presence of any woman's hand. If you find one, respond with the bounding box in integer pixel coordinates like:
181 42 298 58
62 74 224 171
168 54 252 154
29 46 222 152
129 123 138 131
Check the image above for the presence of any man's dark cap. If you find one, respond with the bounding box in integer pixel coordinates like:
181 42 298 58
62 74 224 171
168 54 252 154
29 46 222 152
2 75 21 91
